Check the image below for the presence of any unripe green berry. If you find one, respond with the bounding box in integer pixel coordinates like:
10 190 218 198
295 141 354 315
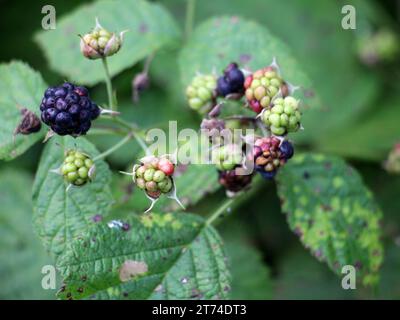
136 178 146 189
78 167 88 179
145 181 158 192
153 170 166 183
136 165 146 178
67 171 78 182
269 113 281 127
158 177 173 193
265 71 277 78
64 163 77 173
251 79 261 89
85 159 94 168
271 104 284 114
267 86 278 97
260 78 270 87
284 104 294 115
254 86 266 101
280 114 289 126
271 126 285 136
198 87 212 101
186 86 197 98
74 158 84 168
270 78 282 87
144 168 155 182
260 96 271 108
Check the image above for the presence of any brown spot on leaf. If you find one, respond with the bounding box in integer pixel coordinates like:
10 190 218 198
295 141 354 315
119 260 148 282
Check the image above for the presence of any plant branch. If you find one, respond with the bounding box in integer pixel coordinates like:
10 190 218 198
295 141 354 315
206 177 266 226
93 132 133 161
184 0 196 41
101 57 115 111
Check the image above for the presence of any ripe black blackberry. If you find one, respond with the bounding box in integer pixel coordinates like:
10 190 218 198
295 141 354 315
218 169 252 193
40 82 100 136
216 63 245 97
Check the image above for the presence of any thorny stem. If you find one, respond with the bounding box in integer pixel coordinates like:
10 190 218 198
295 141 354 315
184 0 196 41
93 132 133 161
101 57 115 111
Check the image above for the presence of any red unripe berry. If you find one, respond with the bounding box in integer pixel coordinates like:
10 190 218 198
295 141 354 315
244 75 253 89
158 158 174 176
249 100 262 113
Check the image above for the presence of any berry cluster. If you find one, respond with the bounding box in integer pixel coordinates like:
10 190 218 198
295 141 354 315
80 18 124 60
244 66 288 113
134 157 175 199
218 170 252 193
216 63 245 97
252 137 294 180
40 82 100 136
186 74 217 112
60 150 95 186
261 96 301 136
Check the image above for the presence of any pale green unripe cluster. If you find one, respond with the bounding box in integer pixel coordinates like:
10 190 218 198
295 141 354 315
261 96 301 136
212 144 243 171
80 18 125 59
61 150 95 186
186 74 216 112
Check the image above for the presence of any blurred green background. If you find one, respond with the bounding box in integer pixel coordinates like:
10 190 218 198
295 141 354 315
0 0 400 299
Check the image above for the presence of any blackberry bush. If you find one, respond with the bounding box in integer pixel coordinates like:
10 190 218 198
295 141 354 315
1 1 390 302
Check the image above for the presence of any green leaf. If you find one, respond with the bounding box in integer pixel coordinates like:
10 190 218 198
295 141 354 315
57 212 230 300
0 169 55 299
0 61 46 161
179 16 320 110
35 0 181 85
32 136 113 257
276 153 383 286
221 222 272 300
316 95 400 161
274 246 355 299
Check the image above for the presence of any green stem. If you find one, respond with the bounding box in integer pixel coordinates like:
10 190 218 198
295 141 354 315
206 177 266 226
184 0 196 41
101 57 115 111
206 197 235 226
93 132 133 161
88 127 126 136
